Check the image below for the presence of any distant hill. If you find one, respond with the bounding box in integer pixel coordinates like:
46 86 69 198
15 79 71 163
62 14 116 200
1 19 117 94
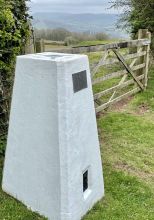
32 12 128 39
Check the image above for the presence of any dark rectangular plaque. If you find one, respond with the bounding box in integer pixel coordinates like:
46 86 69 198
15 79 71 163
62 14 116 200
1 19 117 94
72 70 88 93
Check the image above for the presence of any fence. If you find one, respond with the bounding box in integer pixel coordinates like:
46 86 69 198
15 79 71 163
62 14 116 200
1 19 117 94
36 29 151 113
35 39 65 53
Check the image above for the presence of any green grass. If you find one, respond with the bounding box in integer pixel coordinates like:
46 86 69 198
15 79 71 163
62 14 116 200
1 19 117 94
83 168 154 220
82 65 154 220
0 45 154 219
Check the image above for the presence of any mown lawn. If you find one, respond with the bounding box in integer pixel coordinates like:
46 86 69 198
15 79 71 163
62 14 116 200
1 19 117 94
0 62 154 218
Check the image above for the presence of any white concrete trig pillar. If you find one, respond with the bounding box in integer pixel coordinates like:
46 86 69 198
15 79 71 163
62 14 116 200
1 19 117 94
2 53 104 220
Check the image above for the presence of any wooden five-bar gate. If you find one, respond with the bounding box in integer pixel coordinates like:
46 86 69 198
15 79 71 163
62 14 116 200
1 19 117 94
38 29 151 113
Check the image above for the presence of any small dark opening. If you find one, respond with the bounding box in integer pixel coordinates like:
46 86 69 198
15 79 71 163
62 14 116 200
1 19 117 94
83 170 88 192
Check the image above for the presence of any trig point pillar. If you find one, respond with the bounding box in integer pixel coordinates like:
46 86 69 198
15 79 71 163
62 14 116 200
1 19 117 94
2 53 104 220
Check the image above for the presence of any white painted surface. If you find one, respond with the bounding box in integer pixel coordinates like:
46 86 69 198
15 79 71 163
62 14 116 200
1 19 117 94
2 52 104 220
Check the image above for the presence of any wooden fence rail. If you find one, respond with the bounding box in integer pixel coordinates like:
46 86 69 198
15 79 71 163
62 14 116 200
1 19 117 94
36 38 150 54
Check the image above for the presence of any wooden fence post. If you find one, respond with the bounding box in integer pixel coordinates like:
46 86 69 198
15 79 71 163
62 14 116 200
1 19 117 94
35 39 45 53
144 31 151 88
24 37 35 54
137 29 151 88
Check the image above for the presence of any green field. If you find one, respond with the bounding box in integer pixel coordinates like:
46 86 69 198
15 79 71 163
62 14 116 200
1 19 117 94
0 50 154 219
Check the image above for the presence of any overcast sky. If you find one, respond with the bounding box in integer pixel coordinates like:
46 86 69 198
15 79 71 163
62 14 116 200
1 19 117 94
29 0 120 14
